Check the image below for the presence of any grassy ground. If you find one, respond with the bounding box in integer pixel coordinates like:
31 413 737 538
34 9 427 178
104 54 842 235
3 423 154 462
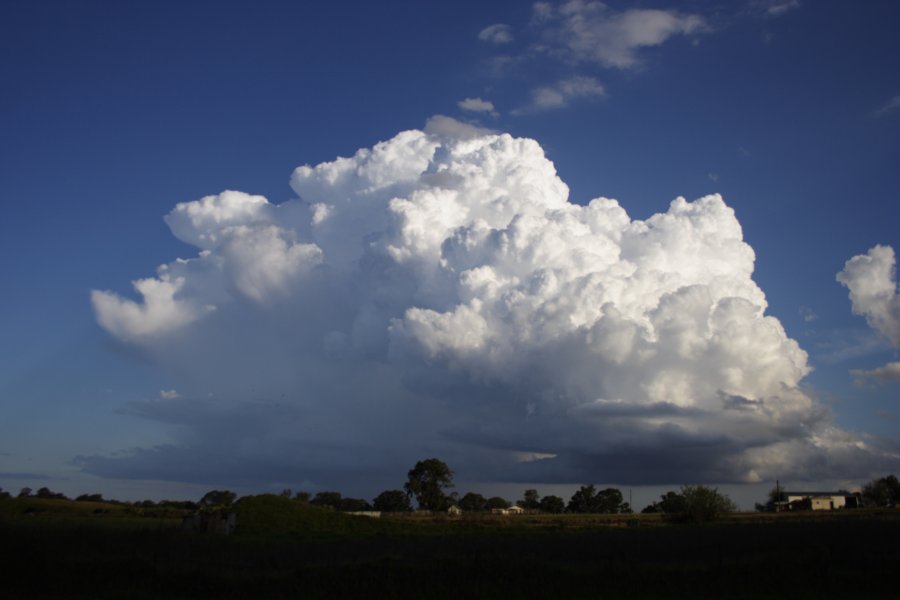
1 496 897 599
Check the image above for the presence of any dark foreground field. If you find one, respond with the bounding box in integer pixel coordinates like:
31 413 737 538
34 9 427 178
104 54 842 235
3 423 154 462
1 497 898 599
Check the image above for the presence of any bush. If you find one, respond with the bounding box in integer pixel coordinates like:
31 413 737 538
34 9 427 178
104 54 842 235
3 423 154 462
660 485 736 523
373 490 412 512
233 494 380 537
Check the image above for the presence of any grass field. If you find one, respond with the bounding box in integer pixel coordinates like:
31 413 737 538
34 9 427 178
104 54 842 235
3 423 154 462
1 496 897 599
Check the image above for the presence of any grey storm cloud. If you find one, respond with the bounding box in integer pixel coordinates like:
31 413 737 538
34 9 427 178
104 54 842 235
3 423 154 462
87 119 895 492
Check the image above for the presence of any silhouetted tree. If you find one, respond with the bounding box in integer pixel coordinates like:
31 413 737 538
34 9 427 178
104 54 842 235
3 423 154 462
294 491 311 503
485 496 511 510
373 489 412 512
862 474 900 507
310 491 343 510
595 488 625 513
36 487 66 500
539 494 565 514
404 458 454 511
567 485 596 513
641 491 686 515
458 492 488 512
660 485 736 523
76 493 104 502
567 485 629 513
339 497 372 511
0 488 10 500
199 490 237 508
18 487 32 498
519 489 540 510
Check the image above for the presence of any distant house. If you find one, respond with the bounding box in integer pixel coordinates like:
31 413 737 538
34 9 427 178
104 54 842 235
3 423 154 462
780 491 861 511
490 505 525 515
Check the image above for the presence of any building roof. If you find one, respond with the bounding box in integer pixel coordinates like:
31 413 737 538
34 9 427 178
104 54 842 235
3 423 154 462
782 491 853 497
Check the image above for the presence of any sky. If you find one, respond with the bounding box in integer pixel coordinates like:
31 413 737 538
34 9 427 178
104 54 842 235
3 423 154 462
1 0 899 510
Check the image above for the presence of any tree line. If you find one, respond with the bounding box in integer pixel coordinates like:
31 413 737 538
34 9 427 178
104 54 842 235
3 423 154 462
5 465 898 521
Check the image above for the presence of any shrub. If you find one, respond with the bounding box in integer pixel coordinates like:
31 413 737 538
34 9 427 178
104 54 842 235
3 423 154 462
661 485 737 523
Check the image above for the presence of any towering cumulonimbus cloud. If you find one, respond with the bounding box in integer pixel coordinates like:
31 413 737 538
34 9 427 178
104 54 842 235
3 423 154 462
88 119 884 488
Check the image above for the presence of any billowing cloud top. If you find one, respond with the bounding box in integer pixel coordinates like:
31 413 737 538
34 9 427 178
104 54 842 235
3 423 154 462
837 245 900 347
89 122 886 489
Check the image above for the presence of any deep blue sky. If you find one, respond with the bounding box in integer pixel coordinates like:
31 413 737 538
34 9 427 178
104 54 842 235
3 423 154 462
1 0 898 508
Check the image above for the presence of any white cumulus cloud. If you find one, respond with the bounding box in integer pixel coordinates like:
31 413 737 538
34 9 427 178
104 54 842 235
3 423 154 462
837 245 900 347
86 120 895 491
838 245 900 386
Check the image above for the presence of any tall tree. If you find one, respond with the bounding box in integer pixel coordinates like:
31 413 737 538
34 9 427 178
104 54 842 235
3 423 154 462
862 475 900 507
520 489 540 510
404 458 454 511
567 485 598 513
595 488 624 513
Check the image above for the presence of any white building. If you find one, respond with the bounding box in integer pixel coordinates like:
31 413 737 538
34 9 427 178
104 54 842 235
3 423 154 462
781 491 860 510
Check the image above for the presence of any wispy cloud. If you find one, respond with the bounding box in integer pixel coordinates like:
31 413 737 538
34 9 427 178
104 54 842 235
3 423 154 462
799 306 818 323
764 1 801 17
0 471 52 480
874 95 900 118
533 1 707 69
515 76 605 114
814 328 892 365
457 97 498 117
478 23 513 45
851 362 900 386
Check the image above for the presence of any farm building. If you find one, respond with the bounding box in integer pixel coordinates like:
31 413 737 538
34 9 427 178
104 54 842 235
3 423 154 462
779 492 861 511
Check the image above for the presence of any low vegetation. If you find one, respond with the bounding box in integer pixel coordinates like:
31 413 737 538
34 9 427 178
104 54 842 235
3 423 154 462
2 469 898 597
